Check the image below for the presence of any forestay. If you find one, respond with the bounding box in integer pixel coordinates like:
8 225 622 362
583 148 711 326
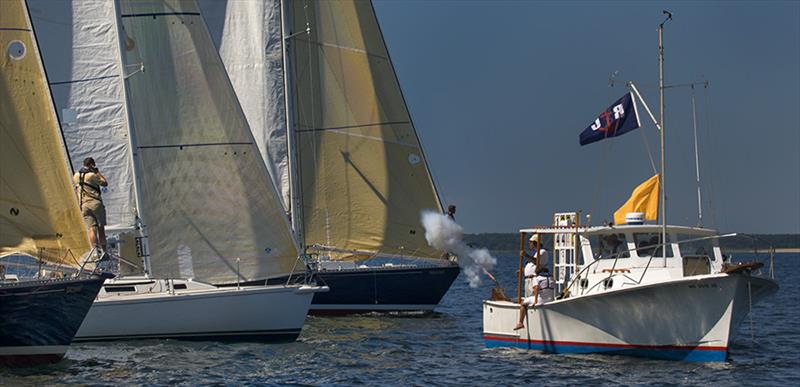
198 0 291 213
28 0 138 232
0 0 91 266
118 0 298 283
287 0 444 260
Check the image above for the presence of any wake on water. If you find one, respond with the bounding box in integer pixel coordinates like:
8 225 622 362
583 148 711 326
420 211 496 288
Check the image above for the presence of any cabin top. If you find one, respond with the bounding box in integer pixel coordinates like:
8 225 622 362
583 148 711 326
519 224 717 237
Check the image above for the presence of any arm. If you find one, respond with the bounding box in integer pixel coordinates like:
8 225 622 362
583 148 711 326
95 171 108 187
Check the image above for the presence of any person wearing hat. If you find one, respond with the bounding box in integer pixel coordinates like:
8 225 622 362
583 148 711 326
520 233 549 267
73 157 108 252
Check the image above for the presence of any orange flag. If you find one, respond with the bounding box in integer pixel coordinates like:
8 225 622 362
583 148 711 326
614 174 659 224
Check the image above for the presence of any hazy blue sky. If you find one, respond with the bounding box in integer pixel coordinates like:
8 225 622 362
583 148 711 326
373 0 800 234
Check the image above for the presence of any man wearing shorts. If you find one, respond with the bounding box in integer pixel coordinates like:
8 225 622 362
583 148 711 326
73 157 108 251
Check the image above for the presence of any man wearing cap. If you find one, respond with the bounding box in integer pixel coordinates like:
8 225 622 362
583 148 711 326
73 157 108 252
521 234 549 267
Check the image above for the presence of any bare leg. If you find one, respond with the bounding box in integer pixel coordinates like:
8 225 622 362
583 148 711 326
98 225 107 251
514 304 527 330
88 225 99 248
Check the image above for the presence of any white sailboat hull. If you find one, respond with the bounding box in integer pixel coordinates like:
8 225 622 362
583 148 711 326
483 273 777 361
75 280 320 342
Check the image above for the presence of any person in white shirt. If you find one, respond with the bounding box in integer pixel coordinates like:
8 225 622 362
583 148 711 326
514 264 555 330
520 233 549 267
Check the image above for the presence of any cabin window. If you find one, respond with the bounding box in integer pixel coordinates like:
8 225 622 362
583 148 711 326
589 233 630 259
676 234 715 261
633 233 673 258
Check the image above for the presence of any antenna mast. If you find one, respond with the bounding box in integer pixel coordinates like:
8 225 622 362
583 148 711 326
658 10 671 267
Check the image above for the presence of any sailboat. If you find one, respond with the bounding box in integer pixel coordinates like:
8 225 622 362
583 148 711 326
199 0 460 314
28 0 324 342
482 14 778 361
0 0 111 367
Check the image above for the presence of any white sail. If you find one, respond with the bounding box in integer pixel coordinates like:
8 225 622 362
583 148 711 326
286 0 445 260
198 0 291 212
28 0 137 232
118 0 298 283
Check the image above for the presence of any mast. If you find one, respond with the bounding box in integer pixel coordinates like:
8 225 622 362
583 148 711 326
111 0 149 274
658 11 671 267
279 0 304 248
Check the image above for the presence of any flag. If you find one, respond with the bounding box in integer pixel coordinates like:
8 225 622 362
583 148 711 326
579 92 641 146
614 174 659 224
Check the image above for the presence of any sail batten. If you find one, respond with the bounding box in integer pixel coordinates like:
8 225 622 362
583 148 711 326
1 0 91 266
287 0 444 260
118 0 298 283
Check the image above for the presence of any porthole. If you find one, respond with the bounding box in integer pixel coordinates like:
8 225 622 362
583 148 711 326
7 40 25 60
408 153 420 165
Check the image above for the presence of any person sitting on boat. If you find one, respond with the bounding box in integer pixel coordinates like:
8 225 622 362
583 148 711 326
520 234 549 267
514 264 555 330
73 157 108 253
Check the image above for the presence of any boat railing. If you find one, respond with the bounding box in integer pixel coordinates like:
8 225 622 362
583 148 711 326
562 233 744 297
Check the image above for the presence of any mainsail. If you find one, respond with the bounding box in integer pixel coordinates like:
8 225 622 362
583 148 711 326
118 0 298 283
286 0 444 259
0 0 91 266
199 0 291 212
28 0 138 232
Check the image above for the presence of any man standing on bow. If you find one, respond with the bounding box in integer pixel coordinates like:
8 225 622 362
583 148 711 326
73 157 108 252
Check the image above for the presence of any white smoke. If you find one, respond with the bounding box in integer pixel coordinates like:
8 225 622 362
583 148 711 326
420 210 496 288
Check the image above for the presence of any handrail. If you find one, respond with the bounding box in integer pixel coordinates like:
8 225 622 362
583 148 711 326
562 232 740 297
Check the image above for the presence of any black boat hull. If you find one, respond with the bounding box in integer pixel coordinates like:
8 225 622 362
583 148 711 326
0 274 111 367
247 263 459 315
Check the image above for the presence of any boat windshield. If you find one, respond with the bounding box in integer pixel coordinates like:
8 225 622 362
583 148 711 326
676 234 715 261
633 232 673 258
589 233 630 259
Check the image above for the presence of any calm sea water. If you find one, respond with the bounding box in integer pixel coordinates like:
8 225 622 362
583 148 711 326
2 252 798 386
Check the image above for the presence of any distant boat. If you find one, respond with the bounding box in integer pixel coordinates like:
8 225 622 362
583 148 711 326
482 14 778 362
0 0 111 367
26 0 325 342
199 0 459 314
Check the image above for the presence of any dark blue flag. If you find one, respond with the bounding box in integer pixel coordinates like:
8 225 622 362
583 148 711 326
579 92 641 146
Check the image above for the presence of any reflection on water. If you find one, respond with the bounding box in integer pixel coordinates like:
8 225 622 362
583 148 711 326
1 253 797 385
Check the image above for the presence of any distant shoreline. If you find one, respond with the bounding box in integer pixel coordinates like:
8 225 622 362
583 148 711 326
485 248 800 254
728 248 800 253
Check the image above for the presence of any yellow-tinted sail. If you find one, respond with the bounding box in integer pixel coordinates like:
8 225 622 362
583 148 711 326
118 0 299 283
614 174 660 225
0 0 91 266
288 0 444 260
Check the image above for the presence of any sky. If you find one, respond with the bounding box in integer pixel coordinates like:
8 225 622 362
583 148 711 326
373 0 800 234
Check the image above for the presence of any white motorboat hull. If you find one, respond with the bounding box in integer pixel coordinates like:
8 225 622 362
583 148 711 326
75 280 321 342
483 273 777 361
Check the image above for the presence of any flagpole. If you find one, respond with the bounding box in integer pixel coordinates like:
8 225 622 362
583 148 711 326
659 11 672 267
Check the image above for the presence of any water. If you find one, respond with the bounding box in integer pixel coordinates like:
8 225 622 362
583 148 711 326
2 253 798 385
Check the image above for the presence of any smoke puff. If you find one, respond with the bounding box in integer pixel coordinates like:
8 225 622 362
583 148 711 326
421 210 496 288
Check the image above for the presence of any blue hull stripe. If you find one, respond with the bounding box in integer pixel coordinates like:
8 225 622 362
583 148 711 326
484 336 727 362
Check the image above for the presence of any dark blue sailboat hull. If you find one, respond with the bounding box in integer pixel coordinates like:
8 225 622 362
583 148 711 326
306 264 460 315
238 263 460 316
0 273 111 367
